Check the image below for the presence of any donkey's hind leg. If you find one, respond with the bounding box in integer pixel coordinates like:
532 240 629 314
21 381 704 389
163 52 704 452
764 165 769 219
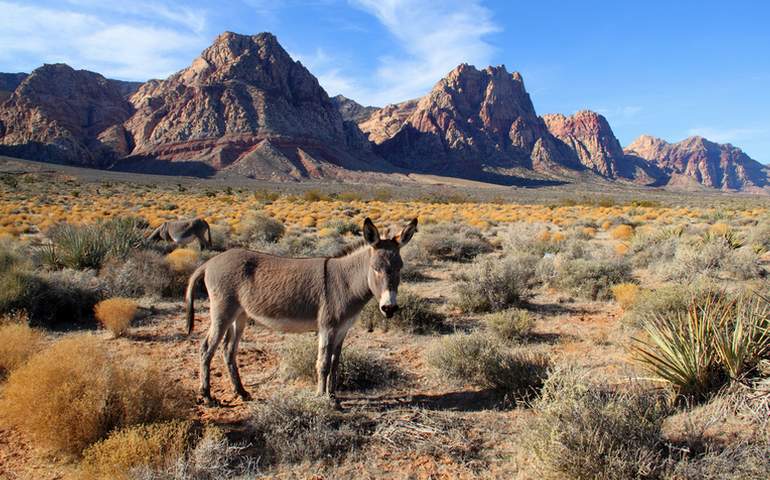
199 297 239 406
223 312 250 401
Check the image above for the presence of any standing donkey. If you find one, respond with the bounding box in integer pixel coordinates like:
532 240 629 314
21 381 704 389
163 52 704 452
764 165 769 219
148 218 212 250
185 217 417 405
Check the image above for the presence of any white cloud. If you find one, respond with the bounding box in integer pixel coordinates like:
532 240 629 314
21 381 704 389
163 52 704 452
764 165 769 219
686 126 768 145
0 1 206 80
301 0 500 106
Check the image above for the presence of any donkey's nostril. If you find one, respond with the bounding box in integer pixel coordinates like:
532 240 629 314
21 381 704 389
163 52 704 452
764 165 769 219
380 304 398 318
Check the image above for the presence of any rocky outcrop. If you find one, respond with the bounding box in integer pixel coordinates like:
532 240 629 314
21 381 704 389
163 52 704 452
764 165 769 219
359 99 418 145
331 95 377 123
121 32 384 178
624 135 768 191
0 64 134 166
543 110 662 184
365 64 578 177
543 111 625 177
0 73 27 102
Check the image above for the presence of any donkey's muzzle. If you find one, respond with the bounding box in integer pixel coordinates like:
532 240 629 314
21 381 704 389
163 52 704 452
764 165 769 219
381 304 398 318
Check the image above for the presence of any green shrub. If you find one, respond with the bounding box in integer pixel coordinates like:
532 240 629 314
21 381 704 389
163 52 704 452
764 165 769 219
667 237 762 281
485 308 534 342
527 367 672 480
359 291 444 334
235 211 285 245
426 332 550 392
248 393 370 464
623 285 694 328
100 250 175 299
280 335 398 390
415 223 493 262
321 218 360 236
22 269 105 328
453 256 535 313
41 217 148 270
554 258 633 301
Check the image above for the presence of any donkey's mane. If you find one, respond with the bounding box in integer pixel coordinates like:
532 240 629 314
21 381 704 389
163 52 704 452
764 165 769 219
329 238 368 258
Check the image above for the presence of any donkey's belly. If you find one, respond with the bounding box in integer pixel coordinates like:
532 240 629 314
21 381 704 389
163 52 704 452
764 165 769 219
252 315 317 333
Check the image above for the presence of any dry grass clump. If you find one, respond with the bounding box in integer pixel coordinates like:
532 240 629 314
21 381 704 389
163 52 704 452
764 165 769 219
610 224 635 240
359 291 445 333
94 298 138 337
100 250 175 299
165 248 200 273
415 223 493 262
453 256 534 313
667 236 762 281
665 443 770 480
527 367 673 480
0 335 190 456
0 321 44 377
632 294 770 397
280 334 399 390
79 420 195 480
426 332 550 393
485 308 534 342
248 392 372 465
235 211 285 246
612 283 640 310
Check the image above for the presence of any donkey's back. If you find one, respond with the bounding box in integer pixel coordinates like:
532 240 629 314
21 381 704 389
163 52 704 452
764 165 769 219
187 249 326 333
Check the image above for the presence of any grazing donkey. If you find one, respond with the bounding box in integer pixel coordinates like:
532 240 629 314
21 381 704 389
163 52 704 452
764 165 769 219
148 218 212 249
185 217 417 405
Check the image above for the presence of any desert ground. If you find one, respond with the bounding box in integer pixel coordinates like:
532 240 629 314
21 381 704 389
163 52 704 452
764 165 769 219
0 158 769 479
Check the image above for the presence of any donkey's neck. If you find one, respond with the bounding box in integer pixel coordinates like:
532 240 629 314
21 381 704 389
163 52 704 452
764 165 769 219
326 246 372 318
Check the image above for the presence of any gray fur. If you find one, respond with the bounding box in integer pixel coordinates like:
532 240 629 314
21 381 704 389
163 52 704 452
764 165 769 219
185 217 418 405
148 218 212 249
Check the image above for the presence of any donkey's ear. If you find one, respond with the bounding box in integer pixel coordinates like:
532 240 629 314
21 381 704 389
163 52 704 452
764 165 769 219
395 218 418 246
363 217 380 245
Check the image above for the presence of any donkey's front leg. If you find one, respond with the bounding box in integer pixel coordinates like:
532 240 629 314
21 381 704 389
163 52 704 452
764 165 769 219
315 329 334 396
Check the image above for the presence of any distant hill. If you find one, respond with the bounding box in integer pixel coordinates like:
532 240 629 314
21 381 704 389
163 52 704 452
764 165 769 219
0 30 766 192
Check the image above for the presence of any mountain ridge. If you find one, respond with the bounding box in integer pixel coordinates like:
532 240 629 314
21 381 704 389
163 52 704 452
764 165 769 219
0 31 766 192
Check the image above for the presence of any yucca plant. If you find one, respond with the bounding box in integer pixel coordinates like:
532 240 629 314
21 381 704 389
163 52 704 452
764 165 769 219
632 293 770 397
632 299 721 397
712 294 770 379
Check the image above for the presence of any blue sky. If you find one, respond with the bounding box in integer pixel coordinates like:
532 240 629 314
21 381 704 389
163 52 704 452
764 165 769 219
1 1 769 162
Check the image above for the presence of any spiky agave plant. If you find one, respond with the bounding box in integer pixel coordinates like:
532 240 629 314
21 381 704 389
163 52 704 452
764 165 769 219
631 295 724 397
712 294 770 380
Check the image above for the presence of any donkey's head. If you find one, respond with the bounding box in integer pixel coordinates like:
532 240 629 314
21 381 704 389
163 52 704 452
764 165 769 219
363 217 418 318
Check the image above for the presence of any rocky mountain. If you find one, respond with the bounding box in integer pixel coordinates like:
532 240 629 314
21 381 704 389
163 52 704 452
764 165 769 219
331 95 377 123
543 111 662 185
0 64 134 166
120 31 385 179
0 73 27 102
366 64 582 178
358 99 419 145
625 135 768 191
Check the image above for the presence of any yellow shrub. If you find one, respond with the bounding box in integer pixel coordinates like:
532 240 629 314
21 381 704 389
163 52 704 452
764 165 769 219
611 283 639 310
614 243 630 256
582 227 596 238
538 230 552 242
317 227 337 237
166 248 199 273
94 298 138 337
80 420 194 480
709 222 730 236
610 224 634 240
551 231 566 242
0 335 189 456
601 220 612 230
0 321 44 376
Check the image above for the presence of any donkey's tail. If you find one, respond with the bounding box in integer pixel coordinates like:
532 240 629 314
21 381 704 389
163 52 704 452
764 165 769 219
206 222 212 249
185 262 207 335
